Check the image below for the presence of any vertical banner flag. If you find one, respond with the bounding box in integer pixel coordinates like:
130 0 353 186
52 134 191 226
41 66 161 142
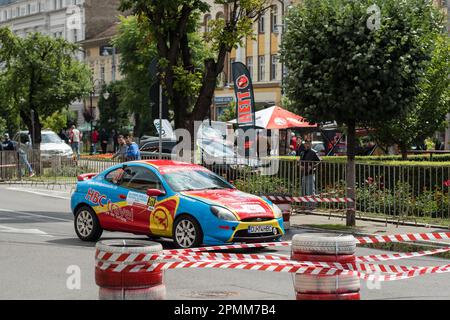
232 62 256 128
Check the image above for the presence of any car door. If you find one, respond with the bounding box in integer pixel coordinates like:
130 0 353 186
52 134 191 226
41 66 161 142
117 165 167 234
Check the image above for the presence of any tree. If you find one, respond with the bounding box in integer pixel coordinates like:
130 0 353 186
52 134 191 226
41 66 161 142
113 16 156 137
218 102 236 122
41 108 77 133
97 82 131 134
0 117 6 136
370 35 450 159
119 0 268 136
281 0 444 226
0 28 91 150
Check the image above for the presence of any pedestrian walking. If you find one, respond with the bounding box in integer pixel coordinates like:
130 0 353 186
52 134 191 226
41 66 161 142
112 135 127 162
299 140 321 200
2 134 34 177
69 125 82 160
91 129 99 154
124 135 141 161
100 129 109 154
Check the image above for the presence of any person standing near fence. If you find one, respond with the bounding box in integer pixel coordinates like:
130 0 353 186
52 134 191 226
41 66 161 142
91 129 99 154
69 125 82 160
124 135 141 161
100 129 109 154
112 135 127 162
299 140 321 199
2 134 14 151
2 134 34 177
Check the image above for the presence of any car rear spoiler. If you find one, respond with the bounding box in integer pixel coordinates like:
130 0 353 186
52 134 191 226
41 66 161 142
77 173 98 182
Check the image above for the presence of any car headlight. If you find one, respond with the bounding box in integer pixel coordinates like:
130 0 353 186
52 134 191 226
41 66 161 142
272 204 283 219
211 206 238 222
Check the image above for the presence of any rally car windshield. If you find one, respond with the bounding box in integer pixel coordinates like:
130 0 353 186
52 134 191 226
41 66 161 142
163 169 234 192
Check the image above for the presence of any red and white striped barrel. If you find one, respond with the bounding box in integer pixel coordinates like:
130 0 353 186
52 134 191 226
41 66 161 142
291 233 360 300
95 240 166 300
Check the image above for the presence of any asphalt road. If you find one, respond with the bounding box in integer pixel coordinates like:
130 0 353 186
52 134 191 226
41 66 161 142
0 184 449 300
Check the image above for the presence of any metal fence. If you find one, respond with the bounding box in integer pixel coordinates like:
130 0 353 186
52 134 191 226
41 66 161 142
1 151 449 227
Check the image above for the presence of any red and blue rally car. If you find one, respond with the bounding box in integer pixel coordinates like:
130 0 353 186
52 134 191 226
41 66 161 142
71 160 285 248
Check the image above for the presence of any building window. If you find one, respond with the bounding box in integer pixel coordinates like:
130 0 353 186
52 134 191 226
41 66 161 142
204 14 212 33
270 55 278 80
73 29 78 42
100 66 105 83
258 55 265 81
229 58 236 84
271 5 278 33
258 14 265 33
246 56 253 79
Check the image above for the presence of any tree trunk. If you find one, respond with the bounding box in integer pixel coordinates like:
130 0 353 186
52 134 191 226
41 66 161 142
346 120 356 227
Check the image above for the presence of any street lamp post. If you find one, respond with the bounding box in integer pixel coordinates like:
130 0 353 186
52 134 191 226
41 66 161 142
89 79 104 154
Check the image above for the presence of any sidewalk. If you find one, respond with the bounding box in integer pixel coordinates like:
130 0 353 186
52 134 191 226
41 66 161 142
290 212 450 246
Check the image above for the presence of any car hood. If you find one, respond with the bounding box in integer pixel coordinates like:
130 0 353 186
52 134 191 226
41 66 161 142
181 189 275 220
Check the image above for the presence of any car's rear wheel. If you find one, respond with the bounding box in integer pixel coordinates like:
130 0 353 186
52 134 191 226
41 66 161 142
75 206 103 241
173 215 203 249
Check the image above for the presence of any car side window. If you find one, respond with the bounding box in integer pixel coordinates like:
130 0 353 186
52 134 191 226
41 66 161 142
119 166 164 193
105 168 125 185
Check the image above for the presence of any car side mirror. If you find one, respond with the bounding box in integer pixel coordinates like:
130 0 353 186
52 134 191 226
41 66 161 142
147 189 165 197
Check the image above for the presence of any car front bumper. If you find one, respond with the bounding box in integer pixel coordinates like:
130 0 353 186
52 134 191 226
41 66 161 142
202 217 285 245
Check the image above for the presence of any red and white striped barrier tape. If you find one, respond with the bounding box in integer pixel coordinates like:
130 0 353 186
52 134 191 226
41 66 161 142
263 195 354 203
356 232 450 244
96 249 450 277
96 231 450 266
356 247 450 262
106 260 450 282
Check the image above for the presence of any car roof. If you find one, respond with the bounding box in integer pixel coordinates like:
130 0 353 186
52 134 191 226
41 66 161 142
130 160 206 172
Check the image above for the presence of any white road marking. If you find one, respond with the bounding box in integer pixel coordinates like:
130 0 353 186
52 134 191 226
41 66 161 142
0 225 52 237
0 208 72 222
6 187 71 200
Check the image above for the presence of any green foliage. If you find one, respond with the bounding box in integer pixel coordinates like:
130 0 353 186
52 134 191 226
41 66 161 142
0 28 91 145
371 35 450 153
118 0 268 130
41 110 67 133
97 81 131 134
281 0 444 126
233 172 290 195
218 102 236 122
0 117 6 135
113 16 155 136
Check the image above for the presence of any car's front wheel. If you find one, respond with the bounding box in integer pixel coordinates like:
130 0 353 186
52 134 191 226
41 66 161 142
74 206 103 241
173 215 203 249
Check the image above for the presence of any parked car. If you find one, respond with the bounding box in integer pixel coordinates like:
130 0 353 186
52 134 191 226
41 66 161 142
71 160 285 248
13 130 73 163
311 141 326 156
139 137 261 169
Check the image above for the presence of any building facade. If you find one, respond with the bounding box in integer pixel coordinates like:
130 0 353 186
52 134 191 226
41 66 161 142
0 0 122 125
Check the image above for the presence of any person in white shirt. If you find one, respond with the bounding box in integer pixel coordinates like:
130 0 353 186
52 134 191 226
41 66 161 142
69 125 82 160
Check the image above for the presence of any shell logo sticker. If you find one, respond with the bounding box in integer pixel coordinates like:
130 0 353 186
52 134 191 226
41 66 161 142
151 207 170 231
149 196 179 236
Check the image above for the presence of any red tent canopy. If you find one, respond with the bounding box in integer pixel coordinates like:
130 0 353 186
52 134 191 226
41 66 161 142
230 106 317 129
